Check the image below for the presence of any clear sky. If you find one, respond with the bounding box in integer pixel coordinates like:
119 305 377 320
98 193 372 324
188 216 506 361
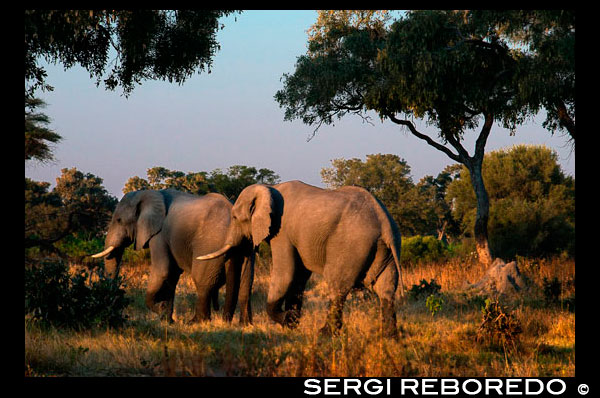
25 10 575 199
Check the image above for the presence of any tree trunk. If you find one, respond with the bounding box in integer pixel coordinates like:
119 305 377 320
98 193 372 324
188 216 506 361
467 160 493 267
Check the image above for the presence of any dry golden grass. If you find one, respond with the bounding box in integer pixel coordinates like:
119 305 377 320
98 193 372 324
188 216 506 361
25 256 575 377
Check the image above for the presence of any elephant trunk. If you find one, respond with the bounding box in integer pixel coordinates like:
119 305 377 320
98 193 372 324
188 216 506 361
91 224 131 278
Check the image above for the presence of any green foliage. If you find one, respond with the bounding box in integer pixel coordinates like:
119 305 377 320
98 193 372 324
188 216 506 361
425 294 444 316
123 165 280 202
476 298 522 352
25 97 62 163
25 169 117 254
276 10 574 142
25 10 240 97
446 145 575 258
53 236 104 259
407 279 441 302
401 235 449 265
24 259 130 329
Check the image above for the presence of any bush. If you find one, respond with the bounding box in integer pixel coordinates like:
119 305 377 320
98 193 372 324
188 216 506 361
24 259 130 329
407 279 441 301
401 235 449 265
425 294 444 316
542 276 562 306
476 298 522 352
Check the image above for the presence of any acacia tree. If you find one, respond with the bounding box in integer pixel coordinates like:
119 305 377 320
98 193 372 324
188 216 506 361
275 10 575 266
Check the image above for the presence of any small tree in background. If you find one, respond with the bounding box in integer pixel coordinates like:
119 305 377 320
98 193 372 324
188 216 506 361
446 145 574 259
25 168 117 255
123 165 280 202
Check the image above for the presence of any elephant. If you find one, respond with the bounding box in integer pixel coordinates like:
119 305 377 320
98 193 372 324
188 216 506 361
91 189 254 324
197 180 404 337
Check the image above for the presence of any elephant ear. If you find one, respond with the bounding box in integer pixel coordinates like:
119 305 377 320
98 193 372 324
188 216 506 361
248 185 274 247
135 191 166 250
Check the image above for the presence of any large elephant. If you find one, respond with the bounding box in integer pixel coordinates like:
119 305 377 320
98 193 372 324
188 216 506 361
197 180 403 337
92 189 254 324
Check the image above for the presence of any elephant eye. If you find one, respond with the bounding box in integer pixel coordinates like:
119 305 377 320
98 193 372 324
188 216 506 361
116 218 122 223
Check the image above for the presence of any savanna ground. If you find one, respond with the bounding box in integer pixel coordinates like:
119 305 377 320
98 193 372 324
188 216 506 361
25 255 574 377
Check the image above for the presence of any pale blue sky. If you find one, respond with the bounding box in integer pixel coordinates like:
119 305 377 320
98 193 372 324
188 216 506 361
25 10 575 199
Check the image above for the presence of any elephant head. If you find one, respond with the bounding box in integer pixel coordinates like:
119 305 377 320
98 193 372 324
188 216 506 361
197 184 277 260
92 190 166 278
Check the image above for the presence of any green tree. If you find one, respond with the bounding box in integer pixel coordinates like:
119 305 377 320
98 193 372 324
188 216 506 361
25 97 62 162
25 10 240 97
123 165 280 201
446 145 574 258
275 10 575 266
25 168 117 254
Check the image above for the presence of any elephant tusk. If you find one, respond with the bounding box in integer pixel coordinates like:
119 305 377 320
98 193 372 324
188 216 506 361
91 246 115 258
196 244 232 261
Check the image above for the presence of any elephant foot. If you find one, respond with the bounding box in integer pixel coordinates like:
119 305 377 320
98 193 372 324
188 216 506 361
239 313 253 326
283 310 301 329
187 313 210 324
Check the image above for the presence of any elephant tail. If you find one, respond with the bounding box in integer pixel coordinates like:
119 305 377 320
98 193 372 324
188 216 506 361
385 222 405 299
374 197 404 299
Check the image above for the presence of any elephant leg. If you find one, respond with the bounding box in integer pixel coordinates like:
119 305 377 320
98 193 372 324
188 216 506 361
222 256 241 323
284 264 312 328
237 249 255 325
266 243 299 328
190 258 222 323
145 236 182 323
211 285 220 312
319 293 348 336
372 260 399 339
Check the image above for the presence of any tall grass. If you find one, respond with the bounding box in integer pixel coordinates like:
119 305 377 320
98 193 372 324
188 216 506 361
25 255 575 377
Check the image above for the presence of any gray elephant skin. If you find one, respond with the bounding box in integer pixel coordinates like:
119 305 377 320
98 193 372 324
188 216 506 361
198 180 403 337
92 189 254 324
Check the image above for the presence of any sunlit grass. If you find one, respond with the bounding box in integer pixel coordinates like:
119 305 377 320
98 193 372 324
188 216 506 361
25 256 575 376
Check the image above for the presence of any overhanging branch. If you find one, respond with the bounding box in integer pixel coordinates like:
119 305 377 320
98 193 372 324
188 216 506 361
384 112 463 164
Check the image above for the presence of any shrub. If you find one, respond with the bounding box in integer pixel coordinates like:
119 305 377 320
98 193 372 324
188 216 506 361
407 279 441 301
401 235 449 265
476 298 522 352
24 259 130 329
425 294 444 316
542 276 561 305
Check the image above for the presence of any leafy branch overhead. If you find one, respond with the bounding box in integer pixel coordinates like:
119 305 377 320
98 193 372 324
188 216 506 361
25 10 240 97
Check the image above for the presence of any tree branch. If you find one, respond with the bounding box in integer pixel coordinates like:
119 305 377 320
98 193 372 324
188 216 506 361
384 112 463 164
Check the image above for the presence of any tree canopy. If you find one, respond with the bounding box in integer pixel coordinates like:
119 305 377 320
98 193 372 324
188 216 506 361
25 168 117 254
123 165 280 202
275 10 575 266
25 10 239 97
